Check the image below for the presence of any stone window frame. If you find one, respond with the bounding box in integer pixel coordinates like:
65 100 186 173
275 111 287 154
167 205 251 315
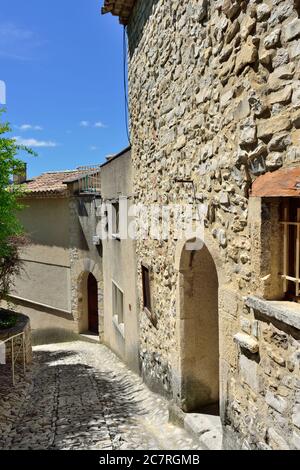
112 280 125 337
280 198 300 300
111 200 120 240
250 196 300 303
141 263 157 327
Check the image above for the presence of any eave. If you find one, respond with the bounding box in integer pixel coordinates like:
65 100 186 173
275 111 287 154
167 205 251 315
101 0 135 25
251 167 300 198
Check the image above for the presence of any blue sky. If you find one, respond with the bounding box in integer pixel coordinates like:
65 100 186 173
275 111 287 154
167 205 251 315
0 0 128 178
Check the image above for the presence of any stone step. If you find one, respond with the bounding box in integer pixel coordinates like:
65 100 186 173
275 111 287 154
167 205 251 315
169 402 223 450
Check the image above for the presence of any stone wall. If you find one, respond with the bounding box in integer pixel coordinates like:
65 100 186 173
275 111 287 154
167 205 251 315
127 0 300 449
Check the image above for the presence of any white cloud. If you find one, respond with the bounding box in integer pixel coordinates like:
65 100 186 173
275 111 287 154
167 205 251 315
0 22 43 61
16 124 43 131
0 23 34 41
79 121 107 129
13 136 58 148
90 146 98 151
94 121 107 129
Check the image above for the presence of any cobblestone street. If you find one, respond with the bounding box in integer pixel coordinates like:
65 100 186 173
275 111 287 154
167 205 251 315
0 340 203 450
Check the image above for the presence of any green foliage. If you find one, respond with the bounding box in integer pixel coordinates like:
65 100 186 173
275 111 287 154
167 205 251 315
0 109 35 300
0 110 34 258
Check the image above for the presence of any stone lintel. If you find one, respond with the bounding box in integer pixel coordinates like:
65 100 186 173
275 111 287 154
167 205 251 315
246 295 300 331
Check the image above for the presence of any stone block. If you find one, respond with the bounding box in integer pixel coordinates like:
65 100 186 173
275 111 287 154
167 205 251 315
257 115 291 139
240 118 257 145
235 37 258 74
264 29 281 49
239 354 260 392
265 391 288 414
292 81 300 108
292 404 300 429
222 0 240 19
220 89 234 108
257 4 271 22
268 86 292 105
292 431 300 450
234 332 259 353
233 97 250 121
283 18 300 42
267 428 290 450
265 152 283 171
289 40 300 59
272 48 289 68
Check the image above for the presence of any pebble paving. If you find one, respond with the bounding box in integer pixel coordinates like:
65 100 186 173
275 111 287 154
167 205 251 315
0 340 203 450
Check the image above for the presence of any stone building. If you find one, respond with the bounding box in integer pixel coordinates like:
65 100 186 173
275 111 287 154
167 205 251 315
8 167 103 340
100 147 140 373
102 0 300 449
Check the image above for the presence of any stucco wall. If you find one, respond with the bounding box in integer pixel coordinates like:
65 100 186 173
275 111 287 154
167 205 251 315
10 197 74 331
10 195 103 337
127 0 300 449
101 151 140 373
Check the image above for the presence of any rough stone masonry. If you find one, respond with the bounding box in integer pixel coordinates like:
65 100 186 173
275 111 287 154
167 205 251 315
122 0 300 450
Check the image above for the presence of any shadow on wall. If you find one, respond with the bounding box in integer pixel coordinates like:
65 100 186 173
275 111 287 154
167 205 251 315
127 0 160 57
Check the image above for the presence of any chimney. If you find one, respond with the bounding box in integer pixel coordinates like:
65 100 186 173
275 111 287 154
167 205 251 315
13 163 27 184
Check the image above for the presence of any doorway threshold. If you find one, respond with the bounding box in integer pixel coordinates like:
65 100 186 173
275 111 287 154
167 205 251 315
169 402 223 450
80 331 99 344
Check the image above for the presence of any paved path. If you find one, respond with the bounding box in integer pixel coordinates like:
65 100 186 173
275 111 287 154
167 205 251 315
0 341 203 450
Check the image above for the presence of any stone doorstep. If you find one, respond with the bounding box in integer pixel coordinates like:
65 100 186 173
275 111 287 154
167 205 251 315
79 332 100 344
168 403 223 450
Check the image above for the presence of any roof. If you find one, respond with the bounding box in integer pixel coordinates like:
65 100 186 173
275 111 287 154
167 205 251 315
101 0 135 25
251 167 300 197
21 170 90 197
100 146 131 168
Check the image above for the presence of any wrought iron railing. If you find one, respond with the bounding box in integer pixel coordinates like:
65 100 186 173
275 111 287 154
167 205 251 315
77 166 101 194
0 332 26 386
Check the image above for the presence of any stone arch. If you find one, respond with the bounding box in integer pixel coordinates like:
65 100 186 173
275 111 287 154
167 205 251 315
72 257 103 337
173 237 222 413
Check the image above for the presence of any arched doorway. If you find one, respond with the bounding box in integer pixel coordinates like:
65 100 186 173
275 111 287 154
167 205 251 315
177 240 219 413
88 273 99 334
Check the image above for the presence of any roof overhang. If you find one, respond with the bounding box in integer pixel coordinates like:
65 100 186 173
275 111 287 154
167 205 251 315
101 0 135 25
251 167 300 197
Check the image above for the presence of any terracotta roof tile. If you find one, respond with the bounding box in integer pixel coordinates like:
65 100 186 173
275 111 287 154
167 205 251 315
21 170 89 196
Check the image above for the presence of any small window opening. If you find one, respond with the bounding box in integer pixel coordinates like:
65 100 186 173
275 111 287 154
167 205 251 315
112 281 124 324
112 201 120 238
280 198 300 301
142 265 152 313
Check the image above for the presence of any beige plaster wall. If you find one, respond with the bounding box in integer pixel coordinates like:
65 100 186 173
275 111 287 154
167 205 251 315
101 151 140 373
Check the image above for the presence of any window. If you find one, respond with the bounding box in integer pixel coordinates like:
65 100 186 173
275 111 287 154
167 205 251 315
112 201 120 238
142 265 151 312
280 198 300 301
112 281 124 324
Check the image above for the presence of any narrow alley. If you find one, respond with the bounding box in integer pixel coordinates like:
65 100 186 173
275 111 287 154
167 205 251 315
0 340 204 451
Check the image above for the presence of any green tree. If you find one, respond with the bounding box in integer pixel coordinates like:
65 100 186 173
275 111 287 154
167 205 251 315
0 111 34 300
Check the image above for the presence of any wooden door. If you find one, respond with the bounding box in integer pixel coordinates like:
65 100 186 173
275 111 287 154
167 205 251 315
88 273 99 334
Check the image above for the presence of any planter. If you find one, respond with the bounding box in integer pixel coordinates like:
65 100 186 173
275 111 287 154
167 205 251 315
0 309 32 365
